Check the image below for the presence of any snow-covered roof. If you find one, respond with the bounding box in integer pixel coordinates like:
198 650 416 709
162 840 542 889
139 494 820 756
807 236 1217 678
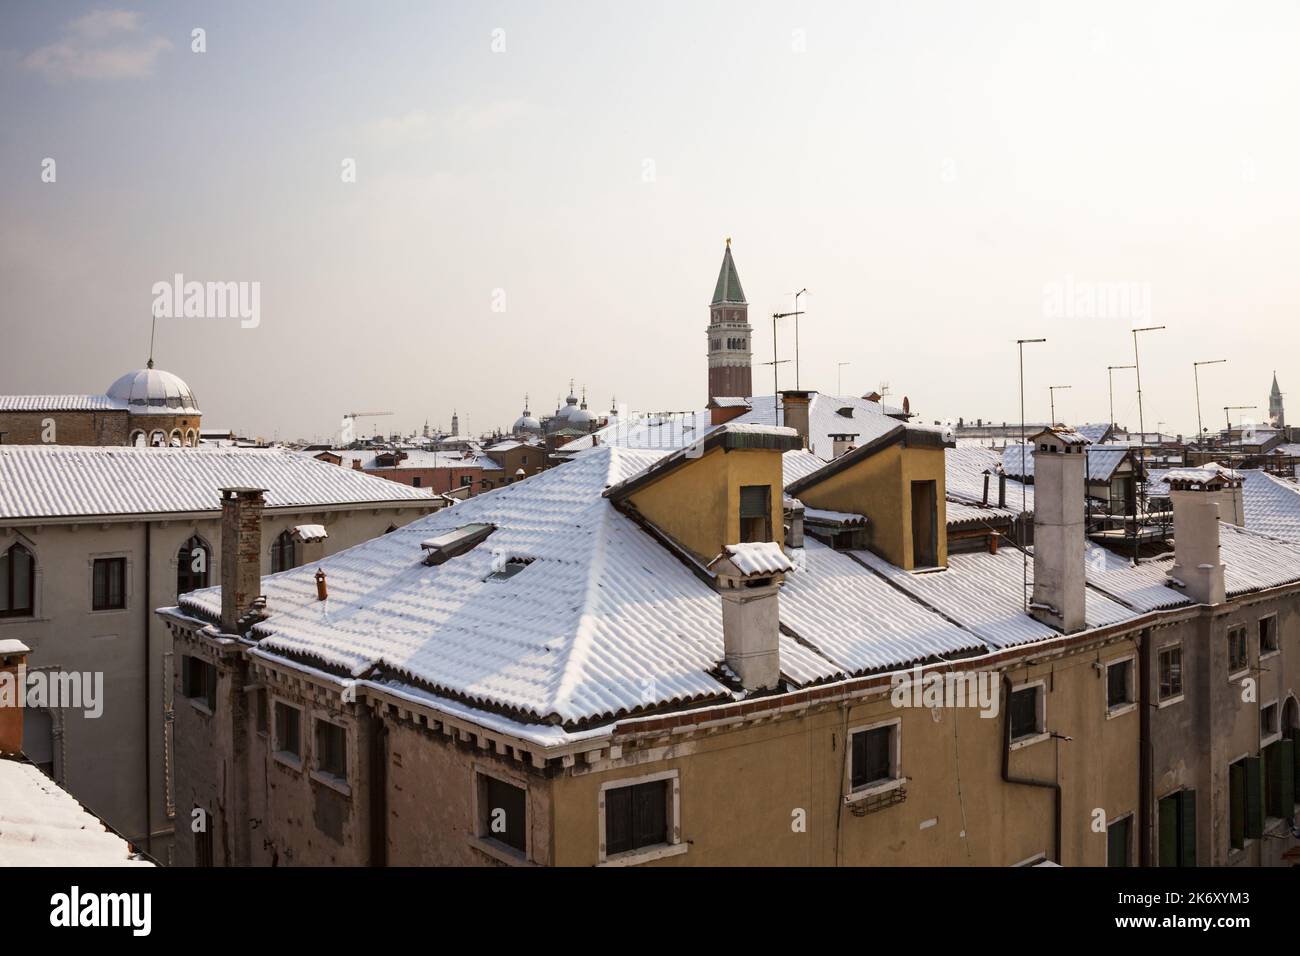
319 449 485 471
558 410 712 453
163 441 1300 741
1001 443 1131 482
1146 468 1300 544
803 507 869 528
1154 463 1243 487
0 446 433 520
0 394 124 412
725 393 905 459
0 760 153 866
294 524 328 542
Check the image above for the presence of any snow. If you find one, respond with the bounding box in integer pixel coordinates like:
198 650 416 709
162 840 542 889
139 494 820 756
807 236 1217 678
1156 463 1243 486
719 541 794 575
0 639 31 656
294 524 328 542
803 507 868 527
0 760 152 866
0 445 434 519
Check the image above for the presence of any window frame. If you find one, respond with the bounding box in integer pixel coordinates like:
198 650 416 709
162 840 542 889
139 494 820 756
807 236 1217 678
270 530 299 574
597 768 685 866
90 555 128 612
1157 641 1184 706
1260 700 1280 747
272 699 304 769
471 765 531 864
180 654 217 714
0 541 36 618
845 717 904 801
738 484 773 543
1227 624 1250 679
1106 812 1134 867
1258 614 1280 659
176 534 211 597
1008 680 1048 748
1105 655 1137 718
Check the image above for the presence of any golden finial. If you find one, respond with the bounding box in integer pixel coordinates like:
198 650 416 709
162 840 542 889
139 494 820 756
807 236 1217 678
725 236 731 248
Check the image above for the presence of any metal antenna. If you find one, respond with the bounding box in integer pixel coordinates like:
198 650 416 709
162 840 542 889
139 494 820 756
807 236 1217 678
148 309 158 369
1193 359 1226 458
1048 385 1072 425
1107 365 1135 435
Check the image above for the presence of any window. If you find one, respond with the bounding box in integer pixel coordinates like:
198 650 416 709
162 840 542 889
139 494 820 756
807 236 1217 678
176 535 209 596
738 485 772 543
270 531 298 573
460 475 473 487
194 808 214 867
181 655 217 712
315 720 347 779
411 476 422 488
1227 625 1249 675
274 702 302 760
910 480 939 567
0 543 35 617
479 774 526 854
849 724 897 791
253 688 268 735
1259 615 1279 656
1009 685 1044 741
92 557 126 610
604 779 669 856
1106 815 1132 867
1158 645 1183 701
1107 658 1134 711
1261 702 1279 743
1157 790 1197 866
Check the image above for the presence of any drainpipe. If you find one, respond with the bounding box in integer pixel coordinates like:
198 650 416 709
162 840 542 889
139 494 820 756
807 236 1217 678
369 708 388 867
143 520 153 855
1001 675 1061 863
1138 628 1152 866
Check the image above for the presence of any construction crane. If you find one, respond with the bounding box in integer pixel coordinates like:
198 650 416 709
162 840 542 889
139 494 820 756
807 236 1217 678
338 411 393 446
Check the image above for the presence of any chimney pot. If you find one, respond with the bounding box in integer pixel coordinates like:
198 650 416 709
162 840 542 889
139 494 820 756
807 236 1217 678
315 568 328 601
0 640 31 755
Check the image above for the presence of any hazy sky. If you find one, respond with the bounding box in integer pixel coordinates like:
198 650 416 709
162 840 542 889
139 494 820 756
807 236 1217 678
3 1 1298 441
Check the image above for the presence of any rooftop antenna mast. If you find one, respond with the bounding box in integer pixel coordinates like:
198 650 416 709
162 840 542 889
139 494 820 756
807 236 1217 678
1017 338 1047 611
147 308 158 369
1106 365 1135 434
1193 359 1226 457
1048 385 1072 425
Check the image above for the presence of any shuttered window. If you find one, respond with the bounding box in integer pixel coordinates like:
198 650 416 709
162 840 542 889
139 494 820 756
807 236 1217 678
604 779 669 856
1158 790 1196 867
481 775 526 854
92 557 126 610
1106 816 1132 867
738 485 771 543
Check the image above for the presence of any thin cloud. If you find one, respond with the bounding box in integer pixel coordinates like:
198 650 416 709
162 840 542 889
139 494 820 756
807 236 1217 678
22 8 171 81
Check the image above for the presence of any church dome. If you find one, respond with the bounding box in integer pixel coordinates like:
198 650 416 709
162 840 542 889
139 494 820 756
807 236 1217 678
569 406 596 426
107 365 200 415
556 388 580 420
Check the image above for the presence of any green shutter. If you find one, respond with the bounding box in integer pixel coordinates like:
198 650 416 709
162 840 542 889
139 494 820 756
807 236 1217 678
1244 756 1264 839
1272 740 1295 817
1177 789 1197 867
1157 795 1178 866
1294 736 1300 804
1229 762 1245 849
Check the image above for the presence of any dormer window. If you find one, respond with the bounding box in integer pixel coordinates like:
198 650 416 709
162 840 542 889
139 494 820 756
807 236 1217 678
739 486 772 542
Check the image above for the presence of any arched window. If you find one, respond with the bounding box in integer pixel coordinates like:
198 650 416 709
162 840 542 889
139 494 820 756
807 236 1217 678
150 430 166 447
130 430 146 447
271 530 298 573
177 535 210 596
0 542 35 617
170 430 183 447
185 429 197 446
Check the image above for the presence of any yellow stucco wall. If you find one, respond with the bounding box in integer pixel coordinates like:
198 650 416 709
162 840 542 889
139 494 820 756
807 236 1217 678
625 446 785 563
796 443 948 568
547 637 1141 866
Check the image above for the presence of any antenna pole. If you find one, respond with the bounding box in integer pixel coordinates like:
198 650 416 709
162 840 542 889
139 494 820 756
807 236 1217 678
1017 338 1046 611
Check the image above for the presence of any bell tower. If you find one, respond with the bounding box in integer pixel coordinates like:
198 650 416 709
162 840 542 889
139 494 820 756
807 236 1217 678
706 238 753 402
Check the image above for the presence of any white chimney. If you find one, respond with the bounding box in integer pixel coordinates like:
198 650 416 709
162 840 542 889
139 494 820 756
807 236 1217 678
1167 465 1236 604
830 432 858 459
1029 428 1087 634
707 543 792 691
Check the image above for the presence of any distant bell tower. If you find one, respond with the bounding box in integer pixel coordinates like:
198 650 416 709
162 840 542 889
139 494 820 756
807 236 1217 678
1270 372 1285 428
706 238 753 402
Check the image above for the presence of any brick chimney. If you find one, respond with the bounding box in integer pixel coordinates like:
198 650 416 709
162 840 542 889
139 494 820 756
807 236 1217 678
1167 465 1237 604
220 487 267 633
780 390 814 448
707 543 792 691
0 639 30 755
1029 428 1087 634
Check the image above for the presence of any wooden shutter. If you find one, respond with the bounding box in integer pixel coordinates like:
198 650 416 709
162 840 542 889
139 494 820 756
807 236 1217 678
1157 795 1177 866
605 785 632 855
1229 762 1245 849
1176 789 1197 867
1271 740 1295 817
1244 756 1263 840
631 781 668 849
204 660 217 712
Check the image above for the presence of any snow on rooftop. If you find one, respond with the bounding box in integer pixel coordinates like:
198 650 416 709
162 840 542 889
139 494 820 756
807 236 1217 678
0 445 433 520
803 507 869 527
294 524 328 542
727 393 902 459
1001 443 1130 482
717 541 794 575
0 760 153 866
1156 463 1243 486
0 394 124 412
